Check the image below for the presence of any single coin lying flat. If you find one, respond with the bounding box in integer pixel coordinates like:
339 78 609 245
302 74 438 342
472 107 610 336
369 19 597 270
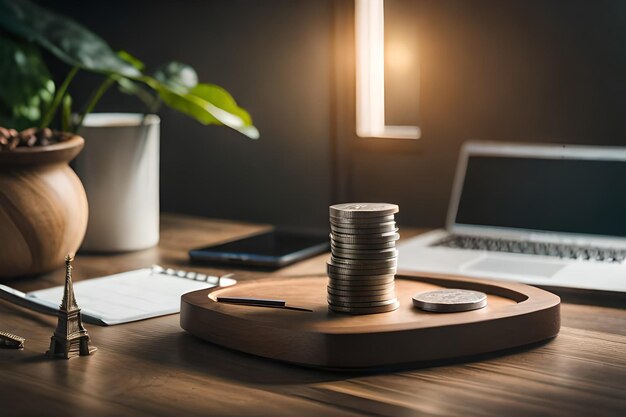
412 289 487 313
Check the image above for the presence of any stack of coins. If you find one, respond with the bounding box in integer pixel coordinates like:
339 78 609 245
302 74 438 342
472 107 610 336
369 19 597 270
327 203 400 314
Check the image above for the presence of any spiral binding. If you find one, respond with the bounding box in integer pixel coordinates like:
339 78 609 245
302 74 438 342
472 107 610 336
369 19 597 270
150 265 234 286
0 330 25 349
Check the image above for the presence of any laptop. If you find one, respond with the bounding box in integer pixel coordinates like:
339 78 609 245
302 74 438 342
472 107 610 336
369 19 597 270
397 141 626 294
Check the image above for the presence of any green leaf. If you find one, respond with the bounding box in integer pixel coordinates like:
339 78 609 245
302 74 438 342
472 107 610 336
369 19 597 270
190 84 253 126
117 77 157 110
0 34 55 129
0 1 259 139
115 52 158 110
154 62 198 93
144 77 259 139
117 50 145 71
40 66 77 129
0 0 140 77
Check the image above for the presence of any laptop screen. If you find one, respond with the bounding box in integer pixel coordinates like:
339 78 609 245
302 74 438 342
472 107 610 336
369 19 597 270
455 155 626 237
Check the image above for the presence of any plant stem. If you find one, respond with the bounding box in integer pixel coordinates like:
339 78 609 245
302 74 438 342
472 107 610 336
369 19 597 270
74 76 116 132
61 95 72 132
149 97 162 114
40 66 79 129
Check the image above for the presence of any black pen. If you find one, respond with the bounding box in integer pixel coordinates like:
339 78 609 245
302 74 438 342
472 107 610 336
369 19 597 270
216 297 286 307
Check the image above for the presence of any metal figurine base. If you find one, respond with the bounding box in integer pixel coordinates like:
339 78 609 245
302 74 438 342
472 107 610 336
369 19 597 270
46 255 97 359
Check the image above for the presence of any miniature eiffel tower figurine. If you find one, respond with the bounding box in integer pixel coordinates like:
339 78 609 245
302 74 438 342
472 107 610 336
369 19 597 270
47 254 97 359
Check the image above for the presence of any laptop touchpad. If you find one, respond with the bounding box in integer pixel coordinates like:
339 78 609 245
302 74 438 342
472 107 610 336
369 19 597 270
463 256 566 278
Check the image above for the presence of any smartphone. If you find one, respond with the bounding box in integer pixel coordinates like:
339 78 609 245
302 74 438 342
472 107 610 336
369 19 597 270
189 230 330 268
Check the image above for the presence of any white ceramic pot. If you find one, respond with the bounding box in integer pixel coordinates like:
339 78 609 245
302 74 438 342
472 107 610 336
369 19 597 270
74 113 160 252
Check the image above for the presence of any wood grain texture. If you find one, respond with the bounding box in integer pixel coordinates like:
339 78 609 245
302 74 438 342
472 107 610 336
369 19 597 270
0 137 88 277
181 275 559 369
0 214 624 417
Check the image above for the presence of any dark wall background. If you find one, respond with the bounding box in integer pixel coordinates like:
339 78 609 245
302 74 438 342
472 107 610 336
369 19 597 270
48 0 335 229
47 0 626 228
347 0 626 227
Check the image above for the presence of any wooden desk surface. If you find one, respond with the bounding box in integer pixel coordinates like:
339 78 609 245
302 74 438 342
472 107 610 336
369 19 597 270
1 214 625 417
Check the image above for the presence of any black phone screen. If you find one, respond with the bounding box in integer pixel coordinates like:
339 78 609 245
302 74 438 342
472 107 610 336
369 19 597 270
189 230 329 267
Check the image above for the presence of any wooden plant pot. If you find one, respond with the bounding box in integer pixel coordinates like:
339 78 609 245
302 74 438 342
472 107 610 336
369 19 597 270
0 136 88 278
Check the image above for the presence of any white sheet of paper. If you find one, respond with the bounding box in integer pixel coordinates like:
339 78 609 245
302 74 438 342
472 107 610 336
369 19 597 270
26 268 234 325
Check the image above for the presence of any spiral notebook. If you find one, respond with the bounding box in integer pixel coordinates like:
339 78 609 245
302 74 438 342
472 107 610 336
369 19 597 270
24 266 236 325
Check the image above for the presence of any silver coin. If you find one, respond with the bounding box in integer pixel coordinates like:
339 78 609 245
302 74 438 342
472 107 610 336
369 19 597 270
327 264 397 276
328 283 396 292
331 245 397 253
326 279 396 295
331 248 398 260
328 271 395 281
331 226 399 236
330 254 398 263
327 271 396 281
330 203 399 219
328 263 397 272
331 229 399 240
327 288 396 299
330 290 395 299
327 271 398 279
327 293 395 303
329 220 396 229
330 232 400 244
331 245 398 255
330 254 397 263
328 298 398 308
328 274 395 285
331 249 398 260
330 238 400 247
330 227 399 236
332 245 397 253
412 289 487 313
331 254 397 262
327 286 396 297
330 215 396 225
329 300 400 314
328 277 395 287
331 240 397 250
329 256 397 267
330 216 395 224
328 278 396 289
328 281 395 291
330 218 395 226
327 282 396 292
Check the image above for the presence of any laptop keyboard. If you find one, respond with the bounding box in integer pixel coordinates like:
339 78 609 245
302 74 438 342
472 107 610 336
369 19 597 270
431 234 626 263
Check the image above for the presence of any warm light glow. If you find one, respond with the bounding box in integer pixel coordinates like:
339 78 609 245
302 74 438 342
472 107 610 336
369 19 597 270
355 0 420 139
386 42 413 73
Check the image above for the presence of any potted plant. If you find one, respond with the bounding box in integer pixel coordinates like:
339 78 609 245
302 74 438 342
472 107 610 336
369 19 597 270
0 0 258 275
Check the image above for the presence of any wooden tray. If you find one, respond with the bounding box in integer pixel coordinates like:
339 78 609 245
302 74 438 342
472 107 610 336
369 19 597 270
180 272 560 369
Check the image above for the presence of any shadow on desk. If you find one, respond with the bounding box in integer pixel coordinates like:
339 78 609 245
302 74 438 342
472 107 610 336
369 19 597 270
121 327 556 385
540 285 626 309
